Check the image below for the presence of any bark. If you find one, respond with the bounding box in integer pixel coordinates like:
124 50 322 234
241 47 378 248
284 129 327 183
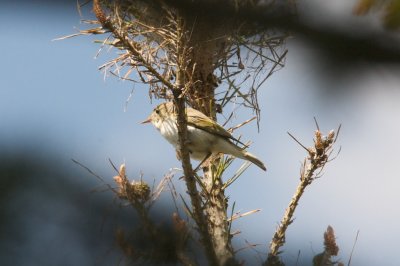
184 16 238 266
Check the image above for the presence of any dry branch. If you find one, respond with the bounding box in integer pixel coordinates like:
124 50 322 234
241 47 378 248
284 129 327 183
266 124 340 265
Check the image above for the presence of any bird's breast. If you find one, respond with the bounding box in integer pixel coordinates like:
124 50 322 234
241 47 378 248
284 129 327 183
159 118 179 146
158 120 235 161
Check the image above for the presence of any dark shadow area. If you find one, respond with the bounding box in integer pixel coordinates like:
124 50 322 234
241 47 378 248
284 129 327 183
11 0 400 67
144 0 400 65
0 149 189 265
0 149 323 265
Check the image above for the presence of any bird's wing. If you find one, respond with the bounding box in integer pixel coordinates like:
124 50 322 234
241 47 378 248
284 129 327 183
187 108 244 145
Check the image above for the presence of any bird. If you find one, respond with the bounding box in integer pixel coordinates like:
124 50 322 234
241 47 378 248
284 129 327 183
141 102 266 171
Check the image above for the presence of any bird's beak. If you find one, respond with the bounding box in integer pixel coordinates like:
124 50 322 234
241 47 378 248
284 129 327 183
141 116 152 124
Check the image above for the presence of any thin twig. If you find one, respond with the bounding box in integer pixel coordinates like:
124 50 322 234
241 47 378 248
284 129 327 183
348 230 360 266
71 158 118 194
228 116 257 132
228 209 261 222
287 131 310 153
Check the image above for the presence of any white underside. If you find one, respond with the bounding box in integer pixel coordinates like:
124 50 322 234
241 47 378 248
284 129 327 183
156 118 243 161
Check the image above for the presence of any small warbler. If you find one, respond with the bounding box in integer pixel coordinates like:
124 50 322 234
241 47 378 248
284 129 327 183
142 102 266 171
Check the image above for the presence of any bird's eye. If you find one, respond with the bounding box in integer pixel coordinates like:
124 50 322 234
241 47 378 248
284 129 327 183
155 109 160 114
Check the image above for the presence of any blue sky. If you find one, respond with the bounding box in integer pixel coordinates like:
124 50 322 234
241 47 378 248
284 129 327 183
1 1 400 265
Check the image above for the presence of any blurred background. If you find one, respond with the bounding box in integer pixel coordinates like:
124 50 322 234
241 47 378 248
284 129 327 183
1 0 400 265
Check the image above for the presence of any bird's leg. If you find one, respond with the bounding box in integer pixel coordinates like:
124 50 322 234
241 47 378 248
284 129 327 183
193 152 212 173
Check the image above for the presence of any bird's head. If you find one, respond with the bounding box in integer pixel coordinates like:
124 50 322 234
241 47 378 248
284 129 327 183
141 102 175 129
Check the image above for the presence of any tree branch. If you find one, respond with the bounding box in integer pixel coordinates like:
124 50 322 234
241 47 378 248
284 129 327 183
93 0 175 91
173 89 219 266
266 125 340 265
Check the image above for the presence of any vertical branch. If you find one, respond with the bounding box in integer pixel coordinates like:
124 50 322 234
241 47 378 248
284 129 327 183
202 157 236 265
184 17 238 265
173 13 237 266
172 91 219 266
172 15 219 266
266 127 339 266
266 160 311 266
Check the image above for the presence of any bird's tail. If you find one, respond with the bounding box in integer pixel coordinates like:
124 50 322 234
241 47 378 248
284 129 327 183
243 151 267 171
219 140 267 171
